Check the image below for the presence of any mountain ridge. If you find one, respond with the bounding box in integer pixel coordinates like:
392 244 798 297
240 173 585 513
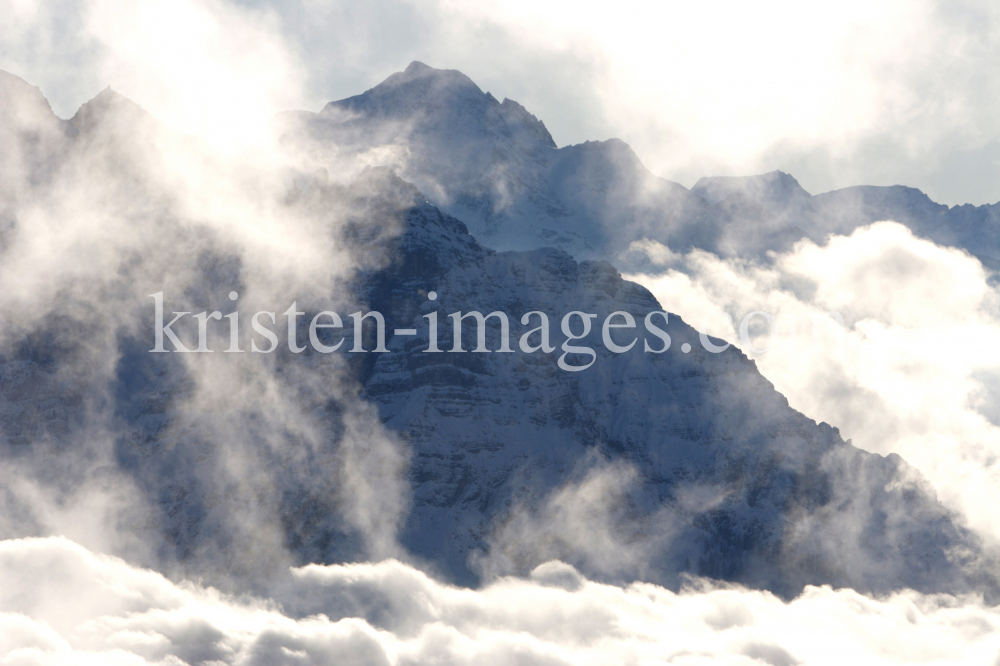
0 68 997 602
278 62 1000 267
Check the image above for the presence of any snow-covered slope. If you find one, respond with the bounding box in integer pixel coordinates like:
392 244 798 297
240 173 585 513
693 173 1000 268
275 61 710 258
278 63 1000 269
0 70 995 601
338 170 990 596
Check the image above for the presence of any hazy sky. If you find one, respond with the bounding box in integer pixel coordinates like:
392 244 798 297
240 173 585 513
3 0 999 202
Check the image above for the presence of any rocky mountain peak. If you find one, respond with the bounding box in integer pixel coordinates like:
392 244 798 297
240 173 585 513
692 170 812 208
0 70 60 125
499 97 556 148
68 85 153 138
321 61 485 121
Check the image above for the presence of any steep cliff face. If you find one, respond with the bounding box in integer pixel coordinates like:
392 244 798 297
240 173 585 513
278 63 1000 269
0 71 993 601
274 62 710 258
340 171 985 597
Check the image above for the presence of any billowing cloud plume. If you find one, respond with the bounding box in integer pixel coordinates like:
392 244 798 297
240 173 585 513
1 0 307 152
0 18 415 585
626 221 1000 546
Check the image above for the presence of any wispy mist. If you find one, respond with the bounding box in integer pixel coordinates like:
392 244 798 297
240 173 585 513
628 221 1000 547
0 59 416 588
3 2 1000 662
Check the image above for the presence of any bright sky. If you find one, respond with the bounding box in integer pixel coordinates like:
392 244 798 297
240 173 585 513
3 0 999 204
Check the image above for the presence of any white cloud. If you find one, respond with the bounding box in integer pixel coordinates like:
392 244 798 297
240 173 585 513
627 221 1000 545
2 536 1000 665
1 0 308 153
391 0 1000 204
9 0 1000 202
82 0 307 152
0 21 415 579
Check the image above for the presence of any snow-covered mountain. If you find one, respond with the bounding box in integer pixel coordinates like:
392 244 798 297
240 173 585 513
274 61 710 258
0 68 996 601
338 169 990 596
277 62 1000 269
693 171 1000 269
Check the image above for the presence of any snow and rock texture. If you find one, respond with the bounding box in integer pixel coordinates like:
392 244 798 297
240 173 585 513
692 172 1000 270
326 170 992 597
0 69 997 601
274 61 710 259
278 63 1000 269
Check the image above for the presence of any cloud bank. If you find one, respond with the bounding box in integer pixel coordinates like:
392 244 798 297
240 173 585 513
2 536 1000 666
626 221 1000 546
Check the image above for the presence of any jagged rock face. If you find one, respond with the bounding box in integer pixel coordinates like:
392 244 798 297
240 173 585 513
0 70 994 602
278 64 1000 268
345 172 986 597
274 62 710 258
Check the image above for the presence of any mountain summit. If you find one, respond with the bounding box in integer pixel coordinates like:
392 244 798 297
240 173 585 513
1 68 997 602
278 64 1000 268
276 62 708 257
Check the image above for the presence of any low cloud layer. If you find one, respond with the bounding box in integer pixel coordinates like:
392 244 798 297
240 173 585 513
626 221 1000 545
2 536 999 666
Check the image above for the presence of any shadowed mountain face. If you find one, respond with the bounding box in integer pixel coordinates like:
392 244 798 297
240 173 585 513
693 171 1000 269
340 171 990 597
692 171 812 209
0 69 996 600
278 62 1000 269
